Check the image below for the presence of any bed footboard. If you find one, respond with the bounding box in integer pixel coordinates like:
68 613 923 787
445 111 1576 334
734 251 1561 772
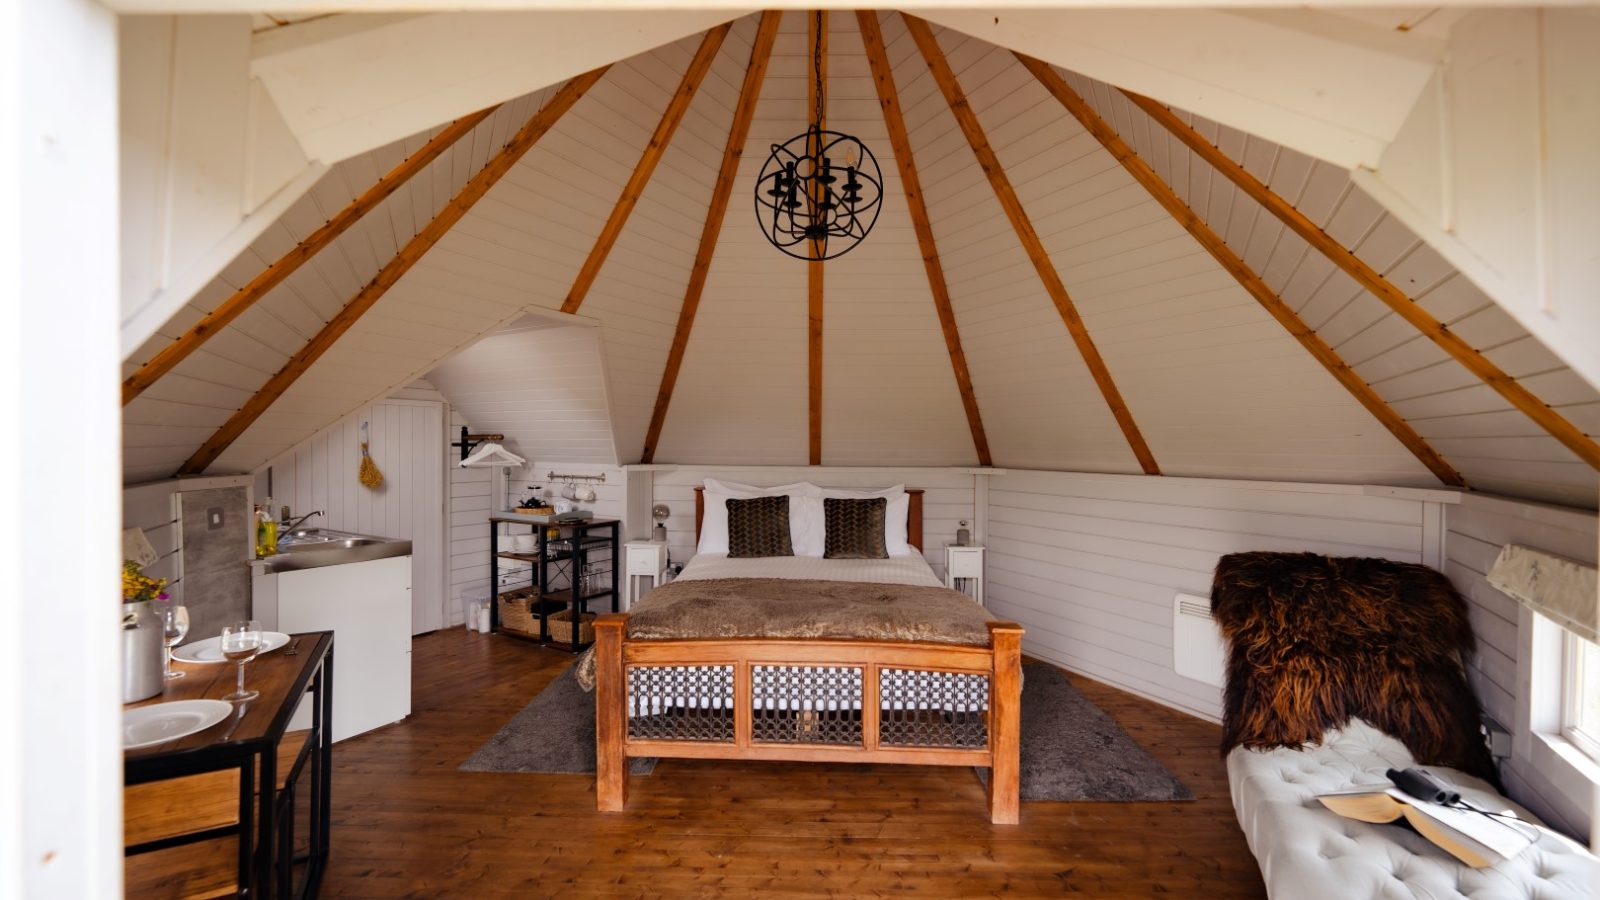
594 615 1023 824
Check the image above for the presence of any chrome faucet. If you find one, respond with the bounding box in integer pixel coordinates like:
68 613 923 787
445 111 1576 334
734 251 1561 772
281 510 325 533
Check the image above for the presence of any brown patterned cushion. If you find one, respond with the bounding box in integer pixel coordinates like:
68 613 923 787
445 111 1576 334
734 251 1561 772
823 497 888 559
726 495 793 558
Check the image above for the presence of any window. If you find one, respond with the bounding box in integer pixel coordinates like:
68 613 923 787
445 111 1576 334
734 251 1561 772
1564 630 1600 764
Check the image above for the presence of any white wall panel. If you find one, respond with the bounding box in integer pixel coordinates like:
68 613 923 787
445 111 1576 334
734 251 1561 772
985 469 1438 722
892 18 1138 475
126 11 1598 511
426 319 618 465
253 395 448 633
1444 492 1598 839
915 28 1436 485
1076 69 1600 507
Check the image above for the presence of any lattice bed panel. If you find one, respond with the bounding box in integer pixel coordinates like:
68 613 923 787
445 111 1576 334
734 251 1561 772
878 668 989 749
626 665 735 743
750 665 864 745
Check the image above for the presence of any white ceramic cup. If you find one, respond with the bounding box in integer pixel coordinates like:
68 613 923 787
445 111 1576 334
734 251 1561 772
510 534 536 552
577 486 597 503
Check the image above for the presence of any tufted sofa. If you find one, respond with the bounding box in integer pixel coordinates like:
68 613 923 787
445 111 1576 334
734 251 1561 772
1229 718 1599 899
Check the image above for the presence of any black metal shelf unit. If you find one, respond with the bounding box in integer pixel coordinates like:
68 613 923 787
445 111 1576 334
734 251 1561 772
488 516 619 650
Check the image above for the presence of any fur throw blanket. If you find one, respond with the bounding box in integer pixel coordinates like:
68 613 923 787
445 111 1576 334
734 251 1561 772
575 577 995 690
1211 551 1498 784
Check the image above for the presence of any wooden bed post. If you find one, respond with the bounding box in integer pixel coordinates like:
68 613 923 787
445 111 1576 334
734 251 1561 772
986 621 1024 825
595 614 629 812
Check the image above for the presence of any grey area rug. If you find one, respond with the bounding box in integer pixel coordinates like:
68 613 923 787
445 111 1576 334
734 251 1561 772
461 665 657 775
461 662 1192 802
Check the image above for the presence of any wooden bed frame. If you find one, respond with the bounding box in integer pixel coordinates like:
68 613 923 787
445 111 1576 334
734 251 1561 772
594 487 1023 824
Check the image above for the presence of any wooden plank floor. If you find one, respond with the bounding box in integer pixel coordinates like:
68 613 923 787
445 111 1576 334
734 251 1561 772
322 628 1266 898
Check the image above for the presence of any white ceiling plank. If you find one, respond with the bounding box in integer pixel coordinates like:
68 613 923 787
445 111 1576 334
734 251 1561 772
916 8 1441 169
250 9 750 163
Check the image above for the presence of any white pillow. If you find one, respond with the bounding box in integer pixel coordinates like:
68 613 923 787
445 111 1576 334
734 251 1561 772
697 480 817 556
814 484 911 556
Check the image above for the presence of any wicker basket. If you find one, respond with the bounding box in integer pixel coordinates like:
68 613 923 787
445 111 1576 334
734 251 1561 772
548 608 596 646
498 588 541 636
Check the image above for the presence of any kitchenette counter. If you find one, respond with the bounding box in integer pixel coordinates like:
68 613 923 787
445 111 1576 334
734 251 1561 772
251 528 412 743
250 528 412 575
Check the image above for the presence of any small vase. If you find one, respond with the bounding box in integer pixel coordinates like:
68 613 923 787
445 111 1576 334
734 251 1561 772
121 602 165 703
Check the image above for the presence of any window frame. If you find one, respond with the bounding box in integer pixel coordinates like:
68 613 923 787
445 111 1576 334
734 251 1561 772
1561 628 1600 766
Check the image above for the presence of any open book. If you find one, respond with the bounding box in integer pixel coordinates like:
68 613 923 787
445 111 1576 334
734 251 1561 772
1317 787 1535 868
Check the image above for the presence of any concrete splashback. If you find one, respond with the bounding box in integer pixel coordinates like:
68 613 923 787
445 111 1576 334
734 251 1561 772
178 486 251 643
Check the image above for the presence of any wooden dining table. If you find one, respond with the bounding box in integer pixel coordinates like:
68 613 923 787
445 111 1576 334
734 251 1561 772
124 630 334 899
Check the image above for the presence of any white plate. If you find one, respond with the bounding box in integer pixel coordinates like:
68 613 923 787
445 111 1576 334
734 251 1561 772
172 631 291 664
124 699 233 750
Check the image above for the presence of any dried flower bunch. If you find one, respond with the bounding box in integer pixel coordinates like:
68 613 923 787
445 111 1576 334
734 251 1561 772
122 560 169 604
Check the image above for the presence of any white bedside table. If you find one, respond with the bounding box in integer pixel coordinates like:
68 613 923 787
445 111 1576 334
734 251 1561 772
944 544 985 607
623 541 669 610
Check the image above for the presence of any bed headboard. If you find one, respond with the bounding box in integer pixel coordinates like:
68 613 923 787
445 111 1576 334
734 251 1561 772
694 487 925 552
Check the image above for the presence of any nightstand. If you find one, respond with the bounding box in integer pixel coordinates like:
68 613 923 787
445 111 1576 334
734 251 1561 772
945 544 985 607
623 540 669 610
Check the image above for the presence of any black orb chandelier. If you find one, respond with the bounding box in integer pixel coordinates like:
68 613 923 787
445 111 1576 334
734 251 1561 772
755 13 883 261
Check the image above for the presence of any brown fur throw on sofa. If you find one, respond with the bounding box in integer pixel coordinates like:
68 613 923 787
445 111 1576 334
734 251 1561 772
1211 551 1498 784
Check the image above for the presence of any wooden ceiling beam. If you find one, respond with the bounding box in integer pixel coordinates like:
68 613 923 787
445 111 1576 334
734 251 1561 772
176 68 608 476
904 15 1160 476
858 11 991 467
1017 55 1466 487
560 25 731 316
122 105 496 406
1122 89 1600 472
640 12 782 464
808 11 828 466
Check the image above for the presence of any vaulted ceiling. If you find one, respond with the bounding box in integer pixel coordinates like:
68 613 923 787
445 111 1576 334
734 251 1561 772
121 10 1600 509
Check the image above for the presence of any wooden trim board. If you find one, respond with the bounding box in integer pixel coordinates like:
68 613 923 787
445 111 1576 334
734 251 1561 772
808 10 828 466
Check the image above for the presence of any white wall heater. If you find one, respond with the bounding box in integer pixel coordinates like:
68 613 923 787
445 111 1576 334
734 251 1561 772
1172 593 1228 688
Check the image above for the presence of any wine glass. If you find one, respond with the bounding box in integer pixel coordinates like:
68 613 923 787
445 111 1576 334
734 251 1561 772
160 603 190 680
220 620 263 702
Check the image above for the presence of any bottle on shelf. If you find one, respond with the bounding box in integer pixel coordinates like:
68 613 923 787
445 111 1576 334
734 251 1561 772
258 498 279 557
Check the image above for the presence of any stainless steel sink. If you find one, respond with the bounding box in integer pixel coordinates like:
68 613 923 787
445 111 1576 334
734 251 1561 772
257 529 411 573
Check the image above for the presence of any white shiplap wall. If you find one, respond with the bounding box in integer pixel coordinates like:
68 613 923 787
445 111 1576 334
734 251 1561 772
253 392 448 633
984 469 1442 721
123 482 186 605
447 407 494 627
425 318 619 465
1070 71 1600 508
651 465 977 579
446 457 627 623
120 90 556 483
1443 492 1598 839
122 10 1599 511
648 15 976 467
901 21 1440 486
890 15 1138 475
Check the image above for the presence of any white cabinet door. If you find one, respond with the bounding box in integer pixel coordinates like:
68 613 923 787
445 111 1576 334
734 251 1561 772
279 555 411 742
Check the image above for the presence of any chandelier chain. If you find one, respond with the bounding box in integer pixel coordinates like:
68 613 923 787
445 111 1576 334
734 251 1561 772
753 10 881 260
